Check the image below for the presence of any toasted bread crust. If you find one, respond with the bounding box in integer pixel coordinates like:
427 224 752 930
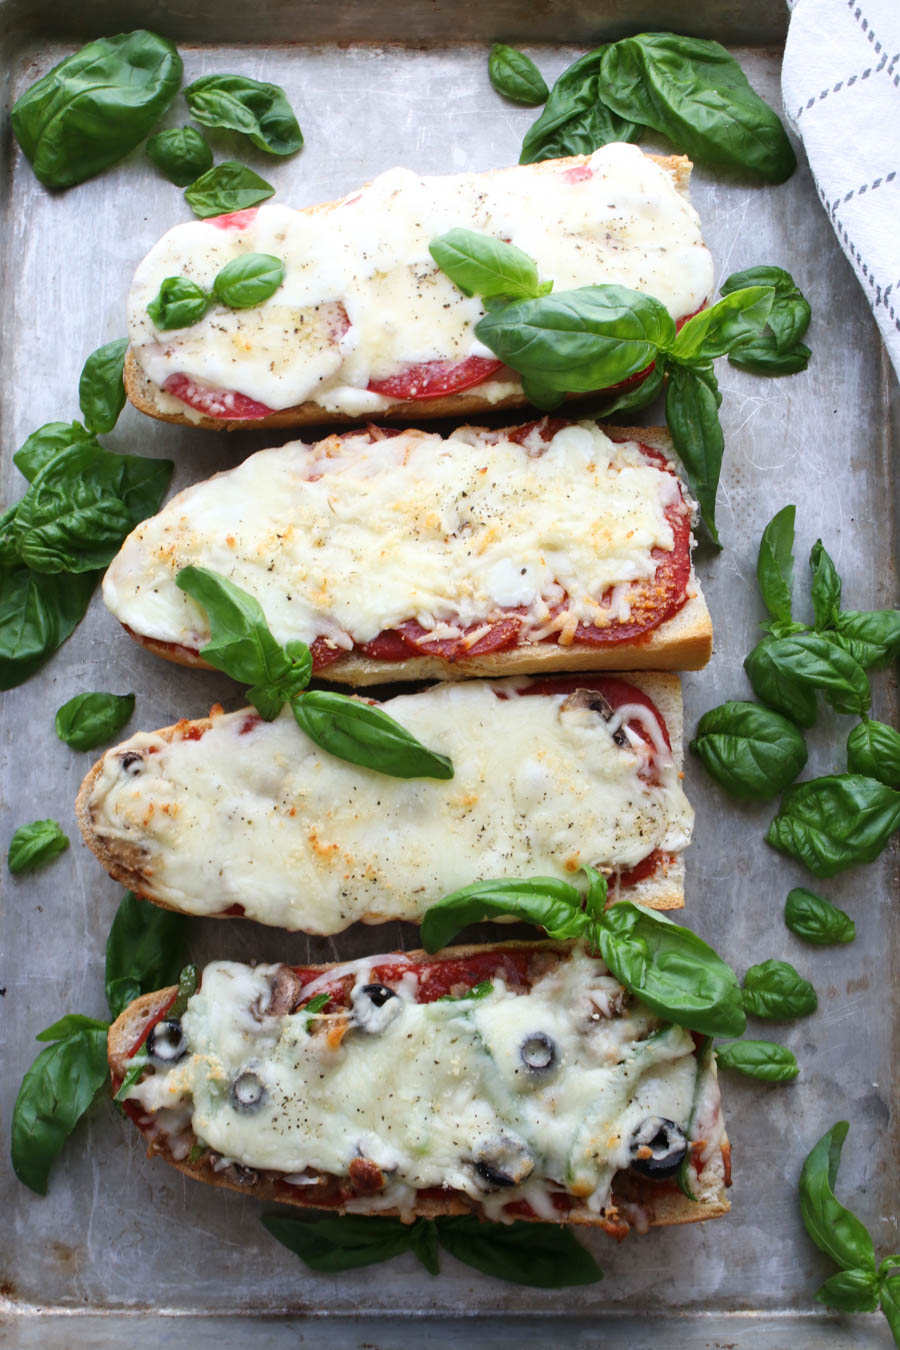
108 941 730 1231
125 153 696 431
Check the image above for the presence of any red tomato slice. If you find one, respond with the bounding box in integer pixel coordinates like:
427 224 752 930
163 374 275 421
367 355 505 401
207 208 260 230
309 636 346 672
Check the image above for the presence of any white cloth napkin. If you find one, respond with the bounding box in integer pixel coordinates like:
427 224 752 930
782 0 900 379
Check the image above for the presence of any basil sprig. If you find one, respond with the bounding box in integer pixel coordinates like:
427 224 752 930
690 701 807 801
722 266 812 375
8 819 69 874
146 126 213 187
800 1122 900 1338
262 1212 602 1288
847 717 900 789
741 959 817 1020
11 892 190 1194
147 253 285 330
766 775 900 878
784 888 855 946
429 230 552 305
421 869 746 1038
520 33 794 183
55 691 135 752
488 45 549 107
185 74 303 156
716 1040 799 1082
78 339 129 435
176 566 453 780
183 162 275 218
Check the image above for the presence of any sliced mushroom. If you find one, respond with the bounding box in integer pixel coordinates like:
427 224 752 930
351 982 403 1034
266 965 305 1017
628 1117 688 1179
222 1163 259 1187
146 1019 187 1064
348 1157 386 1194
561 688 628 747
473 1134 535 1190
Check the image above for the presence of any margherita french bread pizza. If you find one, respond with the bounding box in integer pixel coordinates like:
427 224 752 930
124 143 713 429
102 419 713 682
109 942 730 1233
76 673 692 932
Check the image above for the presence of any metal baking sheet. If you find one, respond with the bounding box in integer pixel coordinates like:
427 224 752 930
1 5 897 1345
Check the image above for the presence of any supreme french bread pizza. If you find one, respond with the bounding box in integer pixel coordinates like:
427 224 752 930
108 942 730 1233
102 418 713 682
124 143 713 430
76 672 692 931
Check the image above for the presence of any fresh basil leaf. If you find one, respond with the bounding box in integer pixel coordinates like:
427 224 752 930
668 287 774 363
421 875 588 952
105 891 189 1021
833 609 900 670
213 253 285 309
722 265 811 352
598 34 796 183
55 690 135 751
715 1039 799 1082
586 361 664 418
728 336 811 376
596 902 746 1038
437 980 494 1003
881 1274 900 1345
303 992 330 1030
520 374 567 411
816 1268 880 1313
11 1027 109 1193
767 774 900 877
13 442 173 574
78 339 129 435
8 819 69 875
799 1121 876 1274
745 632 870 719
690 700 807 800
520 48 640 164
0 506 20 565
147 276 211 330
11 30 182 189
741 959 817 1020
744 637 817 728
167 964 199 1020
36 1014 108 1042
809 540 842 631
0 565 98 690
185 74 303 156
183 161 275 218
784 888 855 946
114 1050 148 1103
175 564 292 690
430 229 548 302
262 1214 416 1272
847 718 900 789
146 125 213 187
437 1216 602 1288
664 361 723 545
488 45 549 106
408 1217 441 1276
757 505 796 625
292 690 454 781
14 421 94 483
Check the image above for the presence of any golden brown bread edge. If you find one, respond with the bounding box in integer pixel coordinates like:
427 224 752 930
108 941 730 1230
124 152 695 431
113 423 713 682
74 671 688 919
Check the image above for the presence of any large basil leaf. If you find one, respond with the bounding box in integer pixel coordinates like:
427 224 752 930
847 717 900 789
488 45 549 107
0 565 98 690
597 902 746 1038
263 1214 427 1272
744 637 818 728
809 540 842 630
741 959 817 1019
668 287 773 363
78 339 129 435
690 700 807 800
36 1014 109 1042
437 1216 602 1287
799 1121 876 1274
185 74 303 155
55 691 135 752
292 691 454 781
598 34 796 183
146 125 213 186
721 266 811 351
715 1039 799 1082
13 442 173 574
430 229 549 303
816 1268 880 1313
8 819 69 874
14 421 94 483
421 876 589 952
881 1274 900 1344
726 335 810 376
784 888 855 946
147 276 211 331
767 774 900 877
105 890 189 1020
11 1026 109 1193
664 361 723 544
745 633 870 720
213 253 285 308
11 31 182 189
757 504 796 626
587 362 664 418
520 48 640 164
183 161 275 218
833 609 900 670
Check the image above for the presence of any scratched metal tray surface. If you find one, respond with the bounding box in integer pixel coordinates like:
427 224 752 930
0 2 897 1345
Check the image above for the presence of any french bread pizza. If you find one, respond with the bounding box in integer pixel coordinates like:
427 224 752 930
76 673 692 932
109 942 730 1234
124 143 713 429
102 418 713 682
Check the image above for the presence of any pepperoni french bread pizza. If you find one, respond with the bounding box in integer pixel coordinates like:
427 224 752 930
102 419 713 683
76 673 692 932
108 942 730 1234
124 143 713 430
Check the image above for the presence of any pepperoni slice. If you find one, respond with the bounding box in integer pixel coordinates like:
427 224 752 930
163 373 275 421
516 674 671 751
309 636 346 672
368 355 505 401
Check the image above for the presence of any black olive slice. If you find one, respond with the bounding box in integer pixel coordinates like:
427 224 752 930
146 1019 187 1064
472 1135 535 1190
360 983 396 1008
231 1070 267 1113
118 751 143 774
351 982 402 1034
519 1032 556 1072
628 1116 688 1179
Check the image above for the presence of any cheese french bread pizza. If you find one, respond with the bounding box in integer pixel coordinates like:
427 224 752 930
103 418 713 682
76 673 692 931
124 143 713 430
109 942 730 1234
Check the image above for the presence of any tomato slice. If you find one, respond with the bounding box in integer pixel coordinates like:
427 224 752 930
367 355 505 401
309 636 346 672
163 373 275 421
206 208 260 230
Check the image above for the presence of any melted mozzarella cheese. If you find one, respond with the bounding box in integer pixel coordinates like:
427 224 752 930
128 948 714 1217
127 144 713 415
87 681 693 933
102 422 687 652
